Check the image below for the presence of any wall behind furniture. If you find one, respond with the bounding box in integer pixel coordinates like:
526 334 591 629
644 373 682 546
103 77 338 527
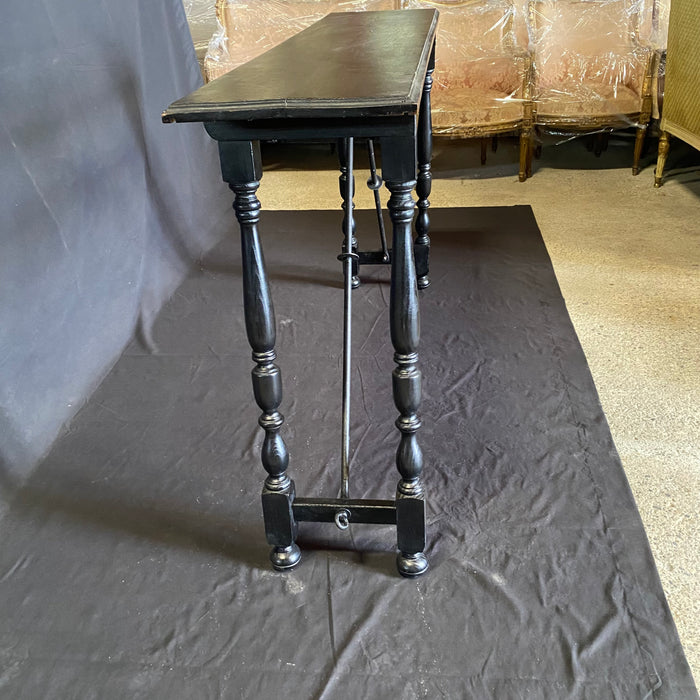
0 0 232 485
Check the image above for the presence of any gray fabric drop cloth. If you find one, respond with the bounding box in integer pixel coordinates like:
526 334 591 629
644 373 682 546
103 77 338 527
0 207 695 699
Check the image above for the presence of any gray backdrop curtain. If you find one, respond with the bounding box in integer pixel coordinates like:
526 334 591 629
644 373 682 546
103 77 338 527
0 0 231 484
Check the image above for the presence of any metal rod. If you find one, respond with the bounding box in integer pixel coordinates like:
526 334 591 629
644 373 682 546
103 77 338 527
367 139 389 262
340 137 355 500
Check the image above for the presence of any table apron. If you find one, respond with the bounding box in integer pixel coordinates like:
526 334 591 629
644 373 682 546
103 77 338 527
205 116 416 144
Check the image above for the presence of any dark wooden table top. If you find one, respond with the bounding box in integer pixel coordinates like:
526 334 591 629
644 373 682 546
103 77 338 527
162 9 438 124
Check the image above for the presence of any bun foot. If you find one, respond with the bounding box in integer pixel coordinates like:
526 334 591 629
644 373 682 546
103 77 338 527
270 544 301 571
397 551 429 578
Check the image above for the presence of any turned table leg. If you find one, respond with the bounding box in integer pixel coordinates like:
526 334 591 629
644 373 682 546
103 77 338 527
382 135 429 578
220 140 300 571
415 47 435 290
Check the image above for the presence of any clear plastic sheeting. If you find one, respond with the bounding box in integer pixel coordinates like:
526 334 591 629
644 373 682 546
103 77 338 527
638 0 671 120
529 0 654 129
204 0 397 82
637 0 670 50
403 0 530 137
183 0 219 60
200 0 671 172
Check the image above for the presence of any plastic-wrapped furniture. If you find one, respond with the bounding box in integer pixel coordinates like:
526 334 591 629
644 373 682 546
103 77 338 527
526 0 656 177
654 0 700 187
205 0 397 82
404 0 532 180
202 0 664 180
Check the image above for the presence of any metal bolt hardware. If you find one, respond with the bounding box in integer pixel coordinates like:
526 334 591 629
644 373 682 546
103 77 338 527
334 509 351 530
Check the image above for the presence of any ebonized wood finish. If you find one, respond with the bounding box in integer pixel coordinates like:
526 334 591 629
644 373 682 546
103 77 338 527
415 53 435 289
163 9 438 578
163 10 437 123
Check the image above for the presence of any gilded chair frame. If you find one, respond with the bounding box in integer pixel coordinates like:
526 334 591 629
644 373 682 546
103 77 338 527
420 0 533 181
434 54 534 182
524 0 656 177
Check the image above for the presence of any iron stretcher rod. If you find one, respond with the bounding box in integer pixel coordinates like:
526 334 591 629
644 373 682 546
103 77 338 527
367 139 389 262
340 137 355 500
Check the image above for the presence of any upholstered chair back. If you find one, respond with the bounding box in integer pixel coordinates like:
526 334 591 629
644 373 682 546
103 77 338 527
530 0 645 94
403 0 525 95
207 0 397 80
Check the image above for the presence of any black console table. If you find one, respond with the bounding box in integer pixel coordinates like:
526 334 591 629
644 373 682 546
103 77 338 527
163 9 438 577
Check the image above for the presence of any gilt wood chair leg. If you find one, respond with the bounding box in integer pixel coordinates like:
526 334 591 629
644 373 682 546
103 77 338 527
654 131 670 187
633 125 647 175
519 128 531 181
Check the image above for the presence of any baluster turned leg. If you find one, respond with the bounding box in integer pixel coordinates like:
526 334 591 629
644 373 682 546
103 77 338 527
415 50 435 290
383 133 428 577
338 138 360 288
388 179 428 577
223 141 300 572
